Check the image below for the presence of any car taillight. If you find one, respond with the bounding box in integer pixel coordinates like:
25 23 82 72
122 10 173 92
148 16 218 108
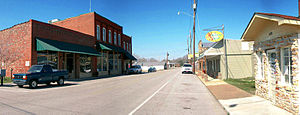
22 76 27 80
12 75 15 79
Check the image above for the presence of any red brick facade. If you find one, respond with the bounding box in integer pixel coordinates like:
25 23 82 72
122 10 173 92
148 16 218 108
52 12 132 52
0 21 32 77
0 12 134 78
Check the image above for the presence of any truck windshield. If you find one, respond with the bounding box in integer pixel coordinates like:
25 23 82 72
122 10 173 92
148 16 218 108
27 66 43 73
183 64 192 67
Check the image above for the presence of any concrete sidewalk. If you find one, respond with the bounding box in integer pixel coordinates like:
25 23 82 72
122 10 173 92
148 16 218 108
197 74 291 115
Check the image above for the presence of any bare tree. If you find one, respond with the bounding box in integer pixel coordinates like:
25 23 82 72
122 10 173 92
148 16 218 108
0 35 23 70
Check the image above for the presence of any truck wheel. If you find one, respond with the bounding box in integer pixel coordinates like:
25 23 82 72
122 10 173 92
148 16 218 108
46 82 51 86
18 85 23 88
57 77 64 86
29 80 38 89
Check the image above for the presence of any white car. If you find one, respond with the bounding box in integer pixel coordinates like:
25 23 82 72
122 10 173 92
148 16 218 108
128 65 142 74
182 63 193 74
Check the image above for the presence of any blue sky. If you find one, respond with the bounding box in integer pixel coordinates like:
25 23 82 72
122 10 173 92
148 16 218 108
0 0 298 60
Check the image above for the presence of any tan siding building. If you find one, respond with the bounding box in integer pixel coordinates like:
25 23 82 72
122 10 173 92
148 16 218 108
198 39 253 79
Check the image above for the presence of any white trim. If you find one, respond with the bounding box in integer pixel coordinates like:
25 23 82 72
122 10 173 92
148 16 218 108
280 47 292 86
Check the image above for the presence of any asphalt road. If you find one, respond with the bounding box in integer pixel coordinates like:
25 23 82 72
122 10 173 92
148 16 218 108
0 68 227 115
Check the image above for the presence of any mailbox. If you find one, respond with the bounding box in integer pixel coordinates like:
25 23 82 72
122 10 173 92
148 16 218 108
0 69 6 77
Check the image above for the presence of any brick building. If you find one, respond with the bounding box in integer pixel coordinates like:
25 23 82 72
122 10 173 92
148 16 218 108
0 12 136 79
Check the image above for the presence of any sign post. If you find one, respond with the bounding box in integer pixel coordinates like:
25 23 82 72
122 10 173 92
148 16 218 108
0 69 6 86
205 31 224 42
203 25 228 79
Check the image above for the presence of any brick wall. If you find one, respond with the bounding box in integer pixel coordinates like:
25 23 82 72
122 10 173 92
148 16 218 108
52 13 95 36
31 20 97 76
0 21 32 77
122 34 132 53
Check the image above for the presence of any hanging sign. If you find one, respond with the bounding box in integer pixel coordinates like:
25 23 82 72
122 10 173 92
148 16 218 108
205 31 224 42
188 53 199 59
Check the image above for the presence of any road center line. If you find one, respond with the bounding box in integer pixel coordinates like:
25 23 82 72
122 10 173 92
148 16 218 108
128 73 176 115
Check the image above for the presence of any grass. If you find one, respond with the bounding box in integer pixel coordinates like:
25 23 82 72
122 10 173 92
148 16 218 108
1 77 12 83
224 77 256 95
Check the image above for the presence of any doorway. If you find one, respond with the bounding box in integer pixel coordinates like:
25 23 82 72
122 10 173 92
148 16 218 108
267 49 276 102
66 53 75 78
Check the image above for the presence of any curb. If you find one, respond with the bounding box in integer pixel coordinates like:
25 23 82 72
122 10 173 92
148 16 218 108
195 74 230 115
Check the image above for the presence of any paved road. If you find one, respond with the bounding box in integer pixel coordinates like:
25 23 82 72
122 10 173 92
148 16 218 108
0 68 226 115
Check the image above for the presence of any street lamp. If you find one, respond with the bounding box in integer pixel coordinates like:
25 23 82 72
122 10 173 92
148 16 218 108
177 0 197 74
178 10 193 63
177 11 193 17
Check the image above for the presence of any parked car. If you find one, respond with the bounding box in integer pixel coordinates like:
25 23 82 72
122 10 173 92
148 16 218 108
148 67 157 72
182 63 193 74
128 65 142 74
12 65 68 88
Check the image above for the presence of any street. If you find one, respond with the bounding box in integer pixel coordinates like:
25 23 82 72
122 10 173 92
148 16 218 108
0 69 226 115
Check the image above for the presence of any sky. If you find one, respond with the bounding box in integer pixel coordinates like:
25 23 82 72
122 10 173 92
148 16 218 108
0 0 298 60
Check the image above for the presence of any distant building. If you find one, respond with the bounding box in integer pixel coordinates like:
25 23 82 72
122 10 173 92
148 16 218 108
198 39 253 79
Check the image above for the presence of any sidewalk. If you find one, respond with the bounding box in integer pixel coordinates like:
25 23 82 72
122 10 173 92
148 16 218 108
197 74 291 115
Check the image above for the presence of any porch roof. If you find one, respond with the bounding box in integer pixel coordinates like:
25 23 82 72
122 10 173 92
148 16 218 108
241 12 300 41
98 42 137 60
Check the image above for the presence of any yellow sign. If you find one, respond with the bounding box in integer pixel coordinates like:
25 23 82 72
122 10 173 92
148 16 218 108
188 53 199 59
205 31 224 42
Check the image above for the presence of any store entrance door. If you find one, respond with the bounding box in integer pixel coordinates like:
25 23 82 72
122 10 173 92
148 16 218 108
267 49 277 102
66 53 75 78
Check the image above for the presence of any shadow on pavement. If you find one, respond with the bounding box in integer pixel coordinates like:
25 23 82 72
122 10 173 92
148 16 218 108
21 83 77 89
66 72 153 82
0 84 15 87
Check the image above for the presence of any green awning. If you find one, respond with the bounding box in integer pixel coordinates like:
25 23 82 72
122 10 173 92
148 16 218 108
124 51 137 60
36 38 101 56
98 42 136 60
99 43 112 51
99 43 123 52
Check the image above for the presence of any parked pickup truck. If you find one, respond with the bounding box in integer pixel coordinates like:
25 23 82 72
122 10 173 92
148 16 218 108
12 65 68 88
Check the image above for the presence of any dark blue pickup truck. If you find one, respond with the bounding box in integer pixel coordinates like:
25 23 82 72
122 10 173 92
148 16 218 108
12 65 68 88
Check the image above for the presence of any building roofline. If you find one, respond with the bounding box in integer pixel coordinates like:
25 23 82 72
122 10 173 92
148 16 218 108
31 19 94 39
241 12 300 40
94 12 123 28
240 13 257 40
0 20 30 32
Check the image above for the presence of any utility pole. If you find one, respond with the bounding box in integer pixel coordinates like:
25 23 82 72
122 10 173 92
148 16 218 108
189 31 192 54
187 37 189 60
192 0 197 73
222 25 228 79
166 52 169 69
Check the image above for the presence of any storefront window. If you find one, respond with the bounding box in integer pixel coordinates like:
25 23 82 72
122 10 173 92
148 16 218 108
97 56 102 72
281 47 293 85
109 53 113 70
37 51 58 69
216 59 220 72
114 54 120 70
103 53 107 71
80 55 91 73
